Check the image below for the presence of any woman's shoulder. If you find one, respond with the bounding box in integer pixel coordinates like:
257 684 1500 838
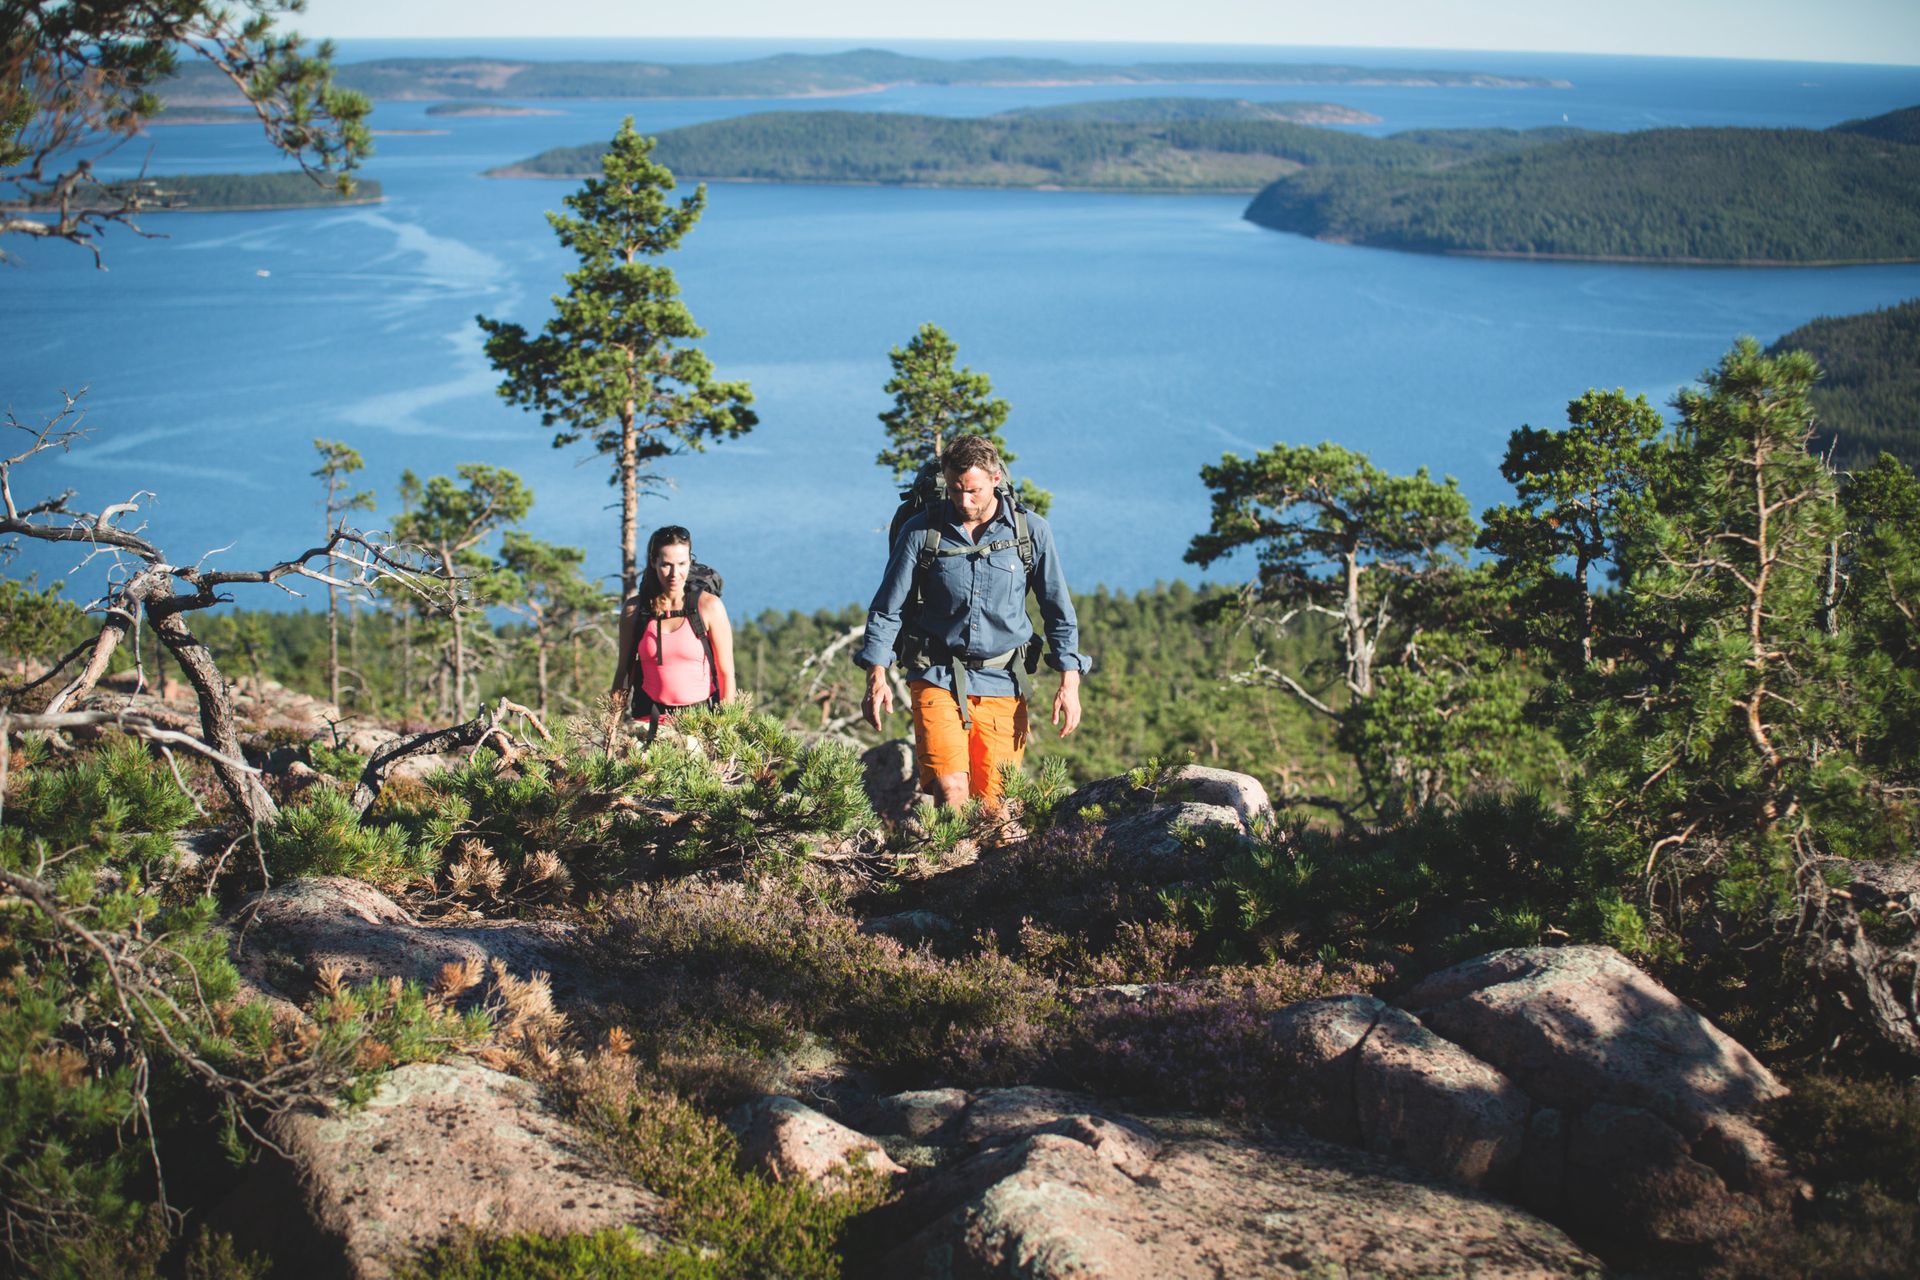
697 587 729 620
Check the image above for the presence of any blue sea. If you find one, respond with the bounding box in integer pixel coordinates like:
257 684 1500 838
5 42 1919 615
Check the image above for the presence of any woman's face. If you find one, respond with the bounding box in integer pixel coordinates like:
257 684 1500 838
652 541 691 595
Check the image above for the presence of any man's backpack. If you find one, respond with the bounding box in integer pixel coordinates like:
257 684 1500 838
630 562 724 737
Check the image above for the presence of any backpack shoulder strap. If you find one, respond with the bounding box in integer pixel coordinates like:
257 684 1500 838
1013 504 1035 575
915 524 943 572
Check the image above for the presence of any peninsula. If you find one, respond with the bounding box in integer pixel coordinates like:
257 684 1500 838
492 109 1581 193
155 47 1569 105
1242 107 1920 264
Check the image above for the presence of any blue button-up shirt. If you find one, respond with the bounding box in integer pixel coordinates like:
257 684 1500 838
856 499 1089 697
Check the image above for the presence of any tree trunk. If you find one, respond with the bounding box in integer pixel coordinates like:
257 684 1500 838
328 577 341 708
122 569 277 825
535 620 551 720
443 538 469 721
620 399 640 601
46 611 133 714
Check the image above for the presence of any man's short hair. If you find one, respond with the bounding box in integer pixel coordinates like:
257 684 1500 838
942 435 1003 479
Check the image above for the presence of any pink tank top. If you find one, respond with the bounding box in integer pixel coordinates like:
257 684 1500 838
639 613 714 707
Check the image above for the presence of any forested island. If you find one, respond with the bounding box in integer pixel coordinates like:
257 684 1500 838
156 47 1566 106
23 171 386 212
1244 108 1920 263
425 101 562 117
1772 298 1920 470
494 110 1583 192
1003 97 1381 125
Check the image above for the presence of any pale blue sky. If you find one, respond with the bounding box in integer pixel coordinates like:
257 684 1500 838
296 0 1920 66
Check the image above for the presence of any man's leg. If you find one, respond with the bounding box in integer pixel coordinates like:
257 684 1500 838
910 680 972 810
966 695 1028 810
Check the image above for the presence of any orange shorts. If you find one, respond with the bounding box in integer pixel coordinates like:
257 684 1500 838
909 680 1029 803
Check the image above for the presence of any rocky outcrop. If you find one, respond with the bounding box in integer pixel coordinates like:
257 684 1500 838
863 1086 1601 1278
234 876 619 1015
1400 945 1791 1243
729 1095 906 1189
1270 946 1791 1247
215 1061 669 1279
861 739 921 823
1158 764 1275 829
1054 766 1269 883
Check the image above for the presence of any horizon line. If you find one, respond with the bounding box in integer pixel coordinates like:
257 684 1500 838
302 38 1920 70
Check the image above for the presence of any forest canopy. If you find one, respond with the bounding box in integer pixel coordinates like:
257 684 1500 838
1243 117 1920 263
493 112 1584 192
1770 298 1920 471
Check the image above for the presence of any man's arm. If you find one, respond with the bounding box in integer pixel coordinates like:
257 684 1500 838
856 526 922 730
1030 520 1090 737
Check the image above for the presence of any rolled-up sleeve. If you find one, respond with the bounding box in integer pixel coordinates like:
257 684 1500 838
1031 519 1091 674
855 522 920 670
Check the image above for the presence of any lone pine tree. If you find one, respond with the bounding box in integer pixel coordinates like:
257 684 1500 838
477 118 755 601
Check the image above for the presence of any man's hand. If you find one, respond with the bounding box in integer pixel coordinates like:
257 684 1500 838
1052 670 1082 737
862 664 894 731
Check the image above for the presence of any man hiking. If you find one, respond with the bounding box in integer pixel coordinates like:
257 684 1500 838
858 434 1088 810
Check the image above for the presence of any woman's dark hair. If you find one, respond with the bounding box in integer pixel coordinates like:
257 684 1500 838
640 525 692 616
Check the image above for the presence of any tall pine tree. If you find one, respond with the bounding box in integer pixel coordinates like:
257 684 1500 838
478 118 754 601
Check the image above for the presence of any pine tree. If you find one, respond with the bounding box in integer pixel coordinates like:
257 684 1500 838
477 118 755 601
392 466 532 720
1185 441 1543 815
1572 341 1874 946
497 532 607 718
313 439 375 709
876 322 1051 515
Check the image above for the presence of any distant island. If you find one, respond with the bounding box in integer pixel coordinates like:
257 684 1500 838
492 110 1583 193
425 102 563 117
1243 107 1920 264
156 47 1569 105
1771 298 1920 470
7 172 385 213
1001 98 1381 125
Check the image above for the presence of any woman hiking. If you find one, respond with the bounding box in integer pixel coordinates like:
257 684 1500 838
612 525 736 736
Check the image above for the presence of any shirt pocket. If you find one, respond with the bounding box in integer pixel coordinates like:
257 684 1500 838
980 549 1028 612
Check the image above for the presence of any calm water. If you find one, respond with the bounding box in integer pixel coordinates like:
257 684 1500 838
5 45 1920 614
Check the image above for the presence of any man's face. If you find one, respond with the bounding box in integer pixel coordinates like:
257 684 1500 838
948 466 1001 524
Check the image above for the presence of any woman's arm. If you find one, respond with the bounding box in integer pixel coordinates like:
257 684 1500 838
702 592 736 702
611 594 643 693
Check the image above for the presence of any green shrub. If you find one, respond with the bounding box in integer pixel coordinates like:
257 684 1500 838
1167 791 1592 965
399 1227 714 1279
0 739 248 1275
261 788 429 886
1714 1074 1920 1278
560 1058 883 1280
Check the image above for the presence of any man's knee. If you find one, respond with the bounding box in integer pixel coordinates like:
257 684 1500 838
931 771 970 810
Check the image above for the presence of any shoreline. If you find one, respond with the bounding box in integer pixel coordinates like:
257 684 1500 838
1371 240 1920 268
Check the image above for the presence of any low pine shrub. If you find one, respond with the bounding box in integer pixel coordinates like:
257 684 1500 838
261 788 431 886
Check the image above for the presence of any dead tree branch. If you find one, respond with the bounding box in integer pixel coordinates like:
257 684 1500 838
350 698 551 815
